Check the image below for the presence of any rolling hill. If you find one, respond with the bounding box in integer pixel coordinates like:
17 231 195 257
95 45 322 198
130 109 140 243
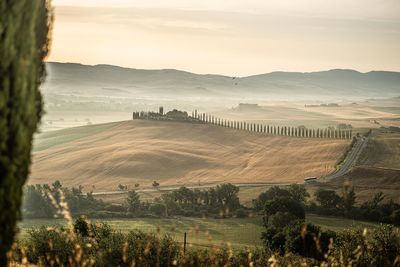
43 62 400 99
29 120 349 191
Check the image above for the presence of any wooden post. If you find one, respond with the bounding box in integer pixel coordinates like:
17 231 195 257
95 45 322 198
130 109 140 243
183 232 187 254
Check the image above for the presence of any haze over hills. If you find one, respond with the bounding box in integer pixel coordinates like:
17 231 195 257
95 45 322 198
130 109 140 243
39 62 400 131
44 62 400 100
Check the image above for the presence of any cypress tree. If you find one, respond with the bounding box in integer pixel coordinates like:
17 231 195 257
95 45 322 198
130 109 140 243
0 1 52 264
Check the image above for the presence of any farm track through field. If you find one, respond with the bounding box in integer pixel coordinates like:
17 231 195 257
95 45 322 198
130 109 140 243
91 182 291 196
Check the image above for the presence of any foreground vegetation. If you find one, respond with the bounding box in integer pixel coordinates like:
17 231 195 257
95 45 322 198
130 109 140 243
18 215 385 249
11 216 400 266
15 182 400 265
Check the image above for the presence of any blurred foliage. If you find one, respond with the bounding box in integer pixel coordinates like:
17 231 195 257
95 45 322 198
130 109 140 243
9 217 400 266
0 1 52 264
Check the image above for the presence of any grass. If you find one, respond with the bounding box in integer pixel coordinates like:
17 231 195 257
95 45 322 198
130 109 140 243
18 215 384 249
358 131 400 169
33 122 117 152
18 217 265 248
307 214 381 231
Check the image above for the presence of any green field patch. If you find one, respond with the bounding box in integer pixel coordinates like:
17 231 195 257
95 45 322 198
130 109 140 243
19 215 388 249
33 122 118 152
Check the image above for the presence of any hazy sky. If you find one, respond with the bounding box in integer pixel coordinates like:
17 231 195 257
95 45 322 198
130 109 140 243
50 0 400 75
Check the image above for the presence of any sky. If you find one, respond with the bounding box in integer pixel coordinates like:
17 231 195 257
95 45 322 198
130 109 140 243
50 0 400 76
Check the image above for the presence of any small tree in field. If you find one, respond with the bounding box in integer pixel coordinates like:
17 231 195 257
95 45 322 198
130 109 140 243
341 185 356 218
152 181 160 189
126 190 141 213
118 184 127 191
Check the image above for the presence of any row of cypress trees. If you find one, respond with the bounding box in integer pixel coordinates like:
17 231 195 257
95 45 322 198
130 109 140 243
192 111 352 139
133 109 352 139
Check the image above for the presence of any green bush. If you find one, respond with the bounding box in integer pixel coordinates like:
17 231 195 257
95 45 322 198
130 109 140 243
24 226 75 266
235 208 248 218
149 203 166 217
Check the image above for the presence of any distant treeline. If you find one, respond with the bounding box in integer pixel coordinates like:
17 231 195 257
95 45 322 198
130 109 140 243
253 185 400 226
133 109 353 139
23 182 245 219
24 181 400 227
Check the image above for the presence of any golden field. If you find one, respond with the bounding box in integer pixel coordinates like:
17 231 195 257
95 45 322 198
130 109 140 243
29 120 350 191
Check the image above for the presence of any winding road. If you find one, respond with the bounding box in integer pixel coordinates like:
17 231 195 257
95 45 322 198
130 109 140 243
323 135 369 181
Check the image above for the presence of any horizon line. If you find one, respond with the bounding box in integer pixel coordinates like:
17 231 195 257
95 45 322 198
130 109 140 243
45 61 400 78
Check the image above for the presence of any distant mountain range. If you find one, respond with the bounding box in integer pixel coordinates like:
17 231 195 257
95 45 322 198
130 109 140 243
43 62 400 100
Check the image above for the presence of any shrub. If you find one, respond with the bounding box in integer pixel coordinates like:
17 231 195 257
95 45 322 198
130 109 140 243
73 216 89 237
25 226 75 265
368 225 400 266
284 221 335 260
235 208 248 218
149 203 166 217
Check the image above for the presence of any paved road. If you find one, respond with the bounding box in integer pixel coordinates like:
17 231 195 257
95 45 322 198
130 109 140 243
323 135 369 181
91 182 291 196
